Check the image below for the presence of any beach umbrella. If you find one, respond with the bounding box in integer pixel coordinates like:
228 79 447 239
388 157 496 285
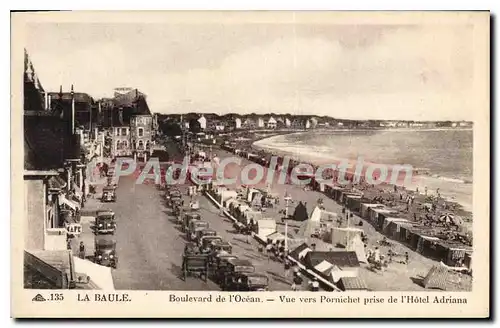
439 213 462 225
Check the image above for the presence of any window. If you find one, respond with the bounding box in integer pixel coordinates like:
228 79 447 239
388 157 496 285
121 128 127 136
138 128 144 137
115 128 120 136
137 140 144 150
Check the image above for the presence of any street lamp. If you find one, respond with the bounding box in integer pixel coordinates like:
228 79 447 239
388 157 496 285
283 191 292 252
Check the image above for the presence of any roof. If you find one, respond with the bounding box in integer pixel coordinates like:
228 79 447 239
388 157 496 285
95 237 116 246
24 113 79 170
289 243 312 260
305 251 360 268
340 276 369 290
228 258 253 267
47 92 93 103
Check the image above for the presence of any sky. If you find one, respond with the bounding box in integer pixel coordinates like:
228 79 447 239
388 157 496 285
24 16 478 120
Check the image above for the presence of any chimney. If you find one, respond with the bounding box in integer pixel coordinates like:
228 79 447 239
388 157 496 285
44 91 48 110
70 84 75 135
48 94 52 110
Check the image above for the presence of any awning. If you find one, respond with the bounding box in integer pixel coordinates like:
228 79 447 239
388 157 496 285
59 195 80 211
73 256 115 290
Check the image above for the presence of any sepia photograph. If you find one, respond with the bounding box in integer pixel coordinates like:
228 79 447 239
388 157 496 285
11 10 490 318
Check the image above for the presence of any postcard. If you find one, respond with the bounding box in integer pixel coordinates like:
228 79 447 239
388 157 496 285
11 11 490 318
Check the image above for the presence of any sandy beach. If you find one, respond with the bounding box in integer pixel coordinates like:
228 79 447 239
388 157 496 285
202 143 472 292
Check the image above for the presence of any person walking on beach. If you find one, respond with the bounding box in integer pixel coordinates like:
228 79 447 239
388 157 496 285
425 186 428 196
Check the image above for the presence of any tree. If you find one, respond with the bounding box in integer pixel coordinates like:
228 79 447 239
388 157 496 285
189 118 201 134
159 120 182 137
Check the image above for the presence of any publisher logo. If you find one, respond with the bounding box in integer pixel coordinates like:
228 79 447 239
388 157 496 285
32 294 46 302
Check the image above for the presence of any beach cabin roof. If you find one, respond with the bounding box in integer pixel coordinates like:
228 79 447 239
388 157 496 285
305 251 360 271
289 243 313 261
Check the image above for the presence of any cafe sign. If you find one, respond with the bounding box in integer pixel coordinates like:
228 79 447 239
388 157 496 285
66 223 83 235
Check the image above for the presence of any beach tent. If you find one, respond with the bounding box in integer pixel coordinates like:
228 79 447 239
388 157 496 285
250 192 264 208
416 235 441 257
304 251 360 283
224 198 239 210
221 190 238 203
309 206 337 223
360 203 383 220
288 243 313 262
422 265 464 291
293 201 309 221
372 207 399 229
382 217 409 236
331 227 364 248
246 188 259 202
436 240 472 267
256 219 277 238
346 234 368 263
345 195 363 213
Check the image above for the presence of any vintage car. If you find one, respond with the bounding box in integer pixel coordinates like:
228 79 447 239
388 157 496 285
94 237 117 268
96 209 115 219
182 212 201 232
210 240 233 255
224 272 269 291
166 188 182 204
200 235 223 250
101 186 117 202
187 220 209 241
94 212 116 235
194 228 217 244
182 254 210 282
184 242 201 256
212 254 239 283
220 259 263 291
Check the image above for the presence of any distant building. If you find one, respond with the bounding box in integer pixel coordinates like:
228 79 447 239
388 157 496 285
338 122 344 127
198 115 207 130
305 119 311 129
242 118 256 129
285 118 291 128
215 124 225 131
235 118 242 129
100 88 153 161
310 117 318 129
266 116 277 129
257 118 265 128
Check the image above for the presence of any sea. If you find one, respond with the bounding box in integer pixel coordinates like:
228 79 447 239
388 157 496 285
253 129 473 212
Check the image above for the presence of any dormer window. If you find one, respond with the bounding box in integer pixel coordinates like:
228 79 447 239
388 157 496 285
138 128 144 137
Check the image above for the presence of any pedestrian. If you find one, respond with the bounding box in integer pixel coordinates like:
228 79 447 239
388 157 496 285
245 227 251 244
405 252 409 265
309 277 320 291
265 242 273 262
79 241 85 260
291 272 303 291
66 237 72 251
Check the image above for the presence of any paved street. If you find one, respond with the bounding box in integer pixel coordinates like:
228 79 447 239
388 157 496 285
98 174 293 290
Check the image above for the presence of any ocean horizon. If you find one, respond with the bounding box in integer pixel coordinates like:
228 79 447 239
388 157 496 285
254 128 473 212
